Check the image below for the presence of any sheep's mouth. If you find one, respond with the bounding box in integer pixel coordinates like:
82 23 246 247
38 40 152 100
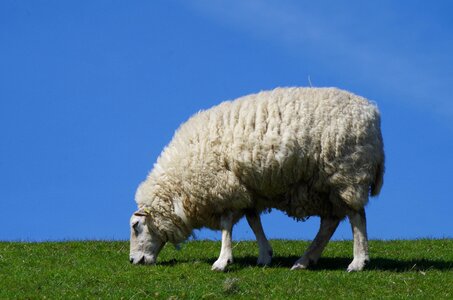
130 255 156 265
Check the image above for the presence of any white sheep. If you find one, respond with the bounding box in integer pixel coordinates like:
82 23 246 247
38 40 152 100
129 87 384 272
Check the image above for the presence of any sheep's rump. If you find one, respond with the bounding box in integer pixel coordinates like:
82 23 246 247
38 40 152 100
145 87 384 223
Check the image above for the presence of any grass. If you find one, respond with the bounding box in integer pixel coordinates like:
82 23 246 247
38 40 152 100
0 239 452 299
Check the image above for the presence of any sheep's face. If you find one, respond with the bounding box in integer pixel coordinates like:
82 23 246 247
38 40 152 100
129 210 165 265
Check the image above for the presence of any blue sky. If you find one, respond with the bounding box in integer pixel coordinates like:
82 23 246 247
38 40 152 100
1 1 452 241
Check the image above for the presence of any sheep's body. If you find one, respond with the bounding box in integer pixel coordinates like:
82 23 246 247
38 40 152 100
134 87 384 270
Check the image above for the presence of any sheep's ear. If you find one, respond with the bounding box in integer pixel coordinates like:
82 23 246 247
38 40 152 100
134 208 150 216
132 220 140 231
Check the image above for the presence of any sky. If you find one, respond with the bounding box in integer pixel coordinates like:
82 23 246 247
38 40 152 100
1 0 452 242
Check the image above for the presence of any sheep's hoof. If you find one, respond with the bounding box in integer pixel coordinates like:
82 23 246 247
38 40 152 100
347 258 369 272
291 257 312 270
290 263 309 270
257 250 272 266
211 265 226 272
211 258 232 272
257 256 272 266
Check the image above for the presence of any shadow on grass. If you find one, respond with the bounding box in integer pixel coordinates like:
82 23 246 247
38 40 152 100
160 256 453 272
235 255 453 272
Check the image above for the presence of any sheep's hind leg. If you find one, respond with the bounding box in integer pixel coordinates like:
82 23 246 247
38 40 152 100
291 217 340 270
246 210 273 266
347 208 369 272
211 212 234 272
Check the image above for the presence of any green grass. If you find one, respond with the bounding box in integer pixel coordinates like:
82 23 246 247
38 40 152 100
0 240 452 299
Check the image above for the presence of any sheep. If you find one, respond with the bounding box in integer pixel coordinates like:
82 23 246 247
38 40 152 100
129 87 384 272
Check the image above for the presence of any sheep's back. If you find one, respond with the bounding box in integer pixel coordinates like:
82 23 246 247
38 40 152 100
222 88 382 201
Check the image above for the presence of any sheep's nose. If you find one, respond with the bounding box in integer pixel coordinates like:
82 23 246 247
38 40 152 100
129 258 134 264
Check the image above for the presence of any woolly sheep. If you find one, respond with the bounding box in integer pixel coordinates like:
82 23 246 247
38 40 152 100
129 87 384 272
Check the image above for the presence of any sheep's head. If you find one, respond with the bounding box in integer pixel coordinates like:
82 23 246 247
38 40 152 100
129 208 165 265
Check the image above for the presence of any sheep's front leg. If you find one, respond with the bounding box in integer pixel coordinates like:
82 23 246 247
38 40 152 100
211 212 234 272
246 210 273 266
291 217 340 270
347 209 369 272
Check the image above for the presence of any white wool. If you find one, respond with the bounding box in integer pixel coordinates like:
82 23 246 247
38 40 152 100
135 87 384 243
173 197 189 225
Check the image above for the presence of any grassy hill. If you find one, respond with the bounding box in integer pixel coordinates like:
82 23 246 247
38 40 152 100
0 239 452 299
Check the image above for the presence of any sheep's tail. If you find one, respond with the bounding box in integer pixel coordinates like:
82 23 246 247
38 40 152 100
370 160 384 197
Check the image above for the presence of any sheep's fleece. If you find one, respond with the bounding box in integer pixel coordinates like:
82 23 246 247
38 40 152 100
134 87 384 268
